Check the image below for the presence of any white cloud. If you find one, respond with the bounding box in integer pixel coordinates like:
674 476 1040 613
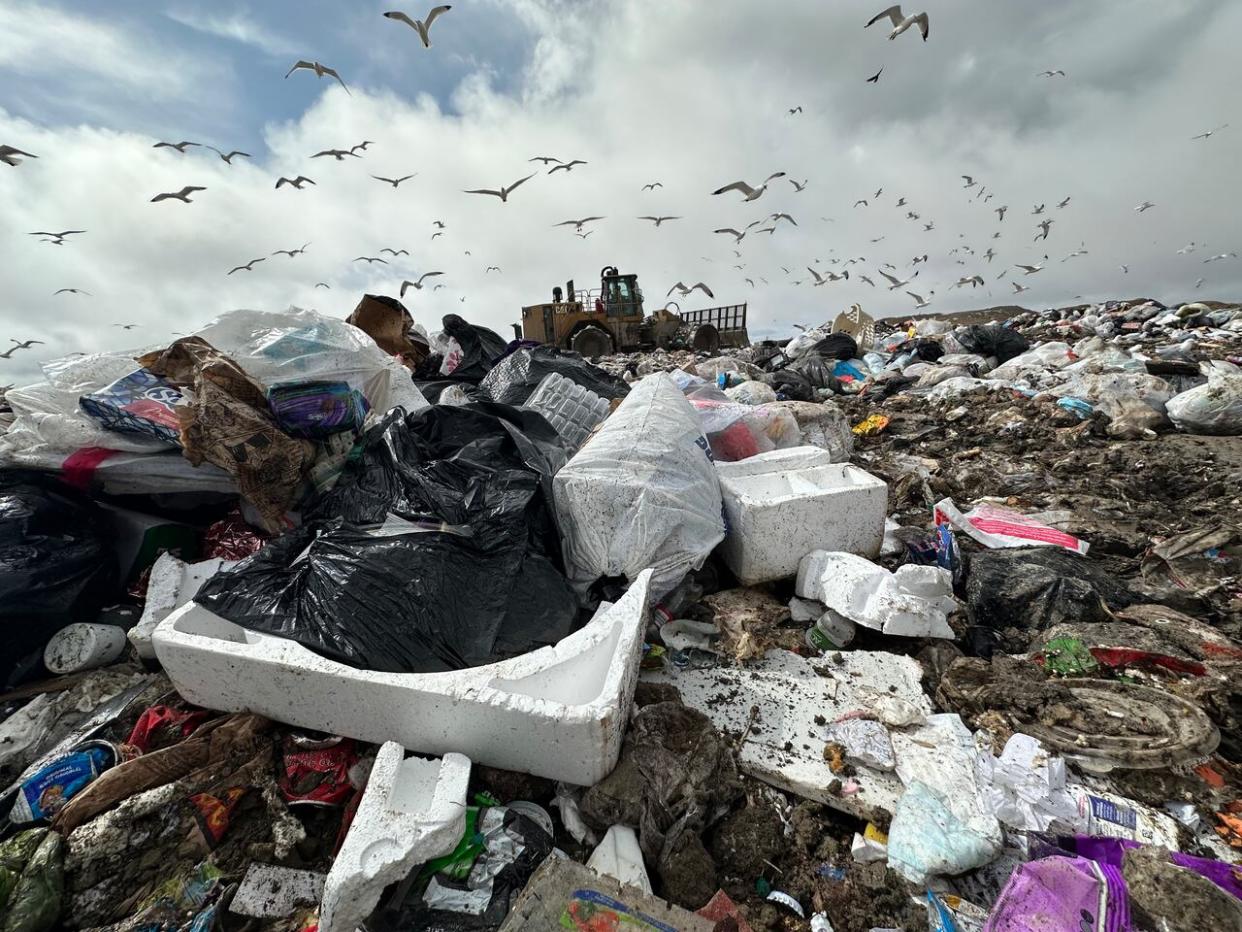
2 0 1241 389
165 8 298 57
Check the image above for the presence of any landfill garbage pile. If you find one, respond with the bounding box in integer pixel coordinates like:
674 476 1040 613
0 292 1240 932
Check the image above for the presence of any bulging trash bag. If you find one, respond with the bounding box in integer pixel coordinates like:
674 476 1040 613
807 332 858 360
724 380 778 406
954 325 1030 364
1166 361 1242 435
478 345 630 405
553 373 725 602
194 515 578 673
438 314 508 382
0 471 119 689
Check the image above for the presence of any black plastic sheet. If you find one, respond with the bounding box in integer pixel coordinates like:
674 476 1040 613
478 345 630 406
956 325 1030 364
442 314 508 383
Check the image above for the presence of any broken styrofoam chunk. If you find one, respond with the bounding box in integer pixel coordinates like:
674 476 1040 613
850 831 888 864
231 865 325 918
318 743 471 932
659 619 720 653
153 570 652 786
714 445 834 479
587 825 652 894
796 551 957 638
129 553 233 659
643 649 932 822
825 718 895 771
788 596 824 623
718 460 887 585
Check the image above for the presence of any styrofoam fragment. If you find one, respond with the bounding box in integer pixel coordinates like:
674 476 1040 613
644 649 932 822
153 571 652 786
587 825 652 893
796 551 957 638
129 553 232 659
232 865 325 918
318 743 470 932
718 461 888 585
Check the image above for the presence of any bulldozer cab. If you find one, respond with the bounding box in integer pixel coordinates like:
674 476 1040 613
595 270 643 320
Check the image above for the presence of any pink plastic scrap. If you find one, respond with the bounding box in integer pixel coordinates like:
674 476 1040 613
934 498 1089 556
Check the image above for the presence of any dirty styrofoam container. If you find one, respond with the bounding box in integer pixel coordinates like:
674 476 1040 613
717 458 887 585
319 743 470 932
152 570 652 786
523 372 610 451
714 445 834 480
129 553 234 659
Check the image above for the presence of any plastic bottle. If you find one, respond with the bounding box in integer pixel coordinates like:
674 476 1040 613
804 609 856 651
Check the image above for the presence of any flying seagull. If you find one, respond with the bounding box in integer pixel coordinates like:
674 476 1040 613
866 68 883 83
866 6 929 41
313 149 361 161
273 243 311 257
54 288 91 295
1192 124 1228 140
372 174 416 187
286 60 350 94
984 247 996 262
151 186 206 203
431 231 444 239
529 156 562 164
789 178 809 192
399 272 444 296
351 141 374 153
276 176 315 189
29 230 86 244
575 231 593 239
432 220 446 229
1035 219 1054 241
114 324 139 329
555 216 605 231
854 199 869 208
0 339 45 359
1011 282 1031 293
486 266 501 273
745 278 755 287
923 221 935 231
153 140 200 153
548 160 587 174
464 172 536 202
1203 253 1238 263
788 107 802 115
1057 197 1071 208
433 284 445 290
961 175 977 188
1062 246 1088 262
642 182 663 191
383 6 453 48
807 267 848 286
895 197 907 207
1032 204 1046 215
208 147 251 163
713 228 747 244
1015 262 1045 275
994 206 1008 221
380 247 409 256
355 256 389 265
639 216 681 226
877 268 916 289
228 258 265 275
1119 265 1129 274
1195 278 1205 289
712 172 786 202
770 213 798 226
859 275 876 287
1135 201 1155 212
667 282 715 299
951 275 985 289
315 282 331 289
0 145 37 166
907 291 931 308
1038 70 1066 77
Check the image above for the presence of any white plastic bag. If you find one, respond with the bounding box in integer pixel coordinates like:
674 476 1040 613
725 380 778 406
553 373 725 602
1166 361 1242 435
194 308 428 415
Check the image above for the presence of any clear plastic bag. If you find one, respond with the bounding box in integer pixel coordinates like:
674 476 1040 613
1166 361 1242 435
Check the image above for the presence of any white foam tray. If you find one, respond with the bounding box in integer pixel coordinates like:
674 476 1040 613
153 570 652 786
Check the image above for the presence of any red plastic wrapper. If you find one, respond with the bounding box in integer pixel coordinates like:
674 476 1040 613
203 508 267 561
278 734 359 807
125 705 212 754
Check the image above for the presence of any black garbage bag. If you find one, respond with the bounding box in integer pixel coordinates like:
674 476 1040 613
808 332 858 360
414 380 483 404
308 404 570 561
0 471 120 688
955 325 1030 364
762 369 815 402
749 340 786 371
194 512 577 673
788 354 840 392
442 314 508 382
478 345 630 406
892 338 945 363
963 547 1140 656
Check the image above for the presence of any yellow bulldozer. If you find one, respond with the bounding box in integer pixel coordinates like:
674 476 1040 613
519 266 749 355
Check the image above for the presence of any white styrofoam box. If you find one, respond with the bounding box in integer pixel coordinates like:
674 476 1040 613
153 570 652 786
714 445 834 480
319 743 470 932
129 554 233 659
717 460 887 585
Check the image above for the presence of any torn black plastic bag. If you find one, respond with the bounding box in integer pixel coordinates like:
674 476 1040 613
955 325 1030 364
807 332 858 360
442 314 508 383
0 470 120 689
963 547 1140 656
193 512 578 673
478 345 631 406
307 404 571 558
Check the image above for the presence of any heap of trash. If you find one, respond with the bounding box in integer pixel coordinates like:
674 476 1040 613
1 291 1240 932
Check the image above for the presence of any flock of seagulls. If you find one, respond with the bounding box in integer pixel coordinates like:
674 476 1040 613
3 2 1237 359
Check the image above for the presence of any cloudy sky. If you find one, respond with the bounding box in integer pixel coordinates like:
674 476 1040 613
1 0 1239 386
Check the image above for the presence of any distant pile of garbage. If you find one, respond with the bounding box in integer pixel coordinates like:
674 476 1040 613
1 291 1240 932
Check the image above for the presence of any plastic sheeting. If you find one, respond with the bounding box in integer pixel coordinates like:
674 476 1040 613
479 345 630 406
554 373 725 602
1166 361 1242 435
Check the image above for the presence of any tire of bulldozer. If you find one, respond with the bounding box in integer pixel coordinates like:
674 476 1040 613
570 325 614 358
